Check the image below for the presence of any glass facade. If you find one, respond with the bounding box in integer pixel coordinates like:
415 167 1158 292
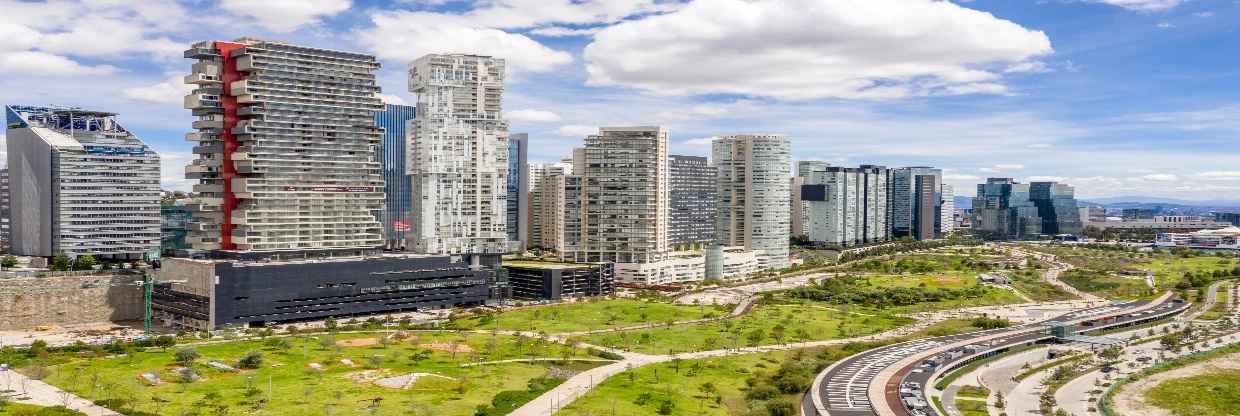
1031 182 1083 235
376 104 416 248
973 178 1080 240
507 133 528 247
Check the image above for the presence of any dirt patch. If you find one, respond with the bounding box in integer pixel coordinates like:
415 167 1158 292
1112 350 1240 416
374 372 456 389
344 369 390 384
336 338 379 347
417 342 474 353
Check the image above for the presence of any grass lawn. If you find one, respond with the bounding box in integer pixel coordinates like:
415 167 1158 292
450 298 727 334
579 304 911 354
956 385 989 399
1145 369 1240 416
1146 257 1237 289
1059 269 1153 300
1008 268 1077 301
559 343 878 416
37 332 606 416
845 254 1000 275
954 398 988 416
1198 284 1231 320
857 274 1025 314
0 404 84 416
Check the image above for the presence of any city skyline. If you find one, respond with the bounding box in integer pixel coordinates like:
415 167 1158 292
0 0 1237 201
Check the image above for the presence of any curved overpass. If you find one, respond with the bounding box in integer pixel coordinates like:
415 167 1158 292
804 291 1188 416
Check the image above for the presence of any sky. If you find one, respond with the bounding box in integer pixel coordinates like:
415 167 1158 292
1 0 1238 200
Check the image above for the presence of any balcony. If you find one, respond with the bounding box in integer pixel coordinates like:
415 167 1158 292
192 119 224 129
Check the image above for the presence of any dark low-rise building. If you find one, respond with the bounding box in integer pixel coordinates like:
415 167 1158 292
503 260 614 300
154 253 504 329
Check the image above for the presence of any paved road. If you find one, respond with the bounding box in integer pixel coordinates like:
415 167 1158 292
0 369 120 415
1006 365 1052 416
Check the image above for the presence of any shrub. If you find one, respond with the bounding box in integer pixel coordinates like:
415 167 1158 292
237 351 263 369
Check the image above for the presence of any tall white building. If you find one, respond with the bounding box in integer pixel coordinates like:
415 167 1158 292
528 162 571 250
803 165 890 246
714 134 791 270
564 127 670 266
891 166 944 240
407 54 510 254
940 184 955 236
183 39 385 253
5 105 161 259
791 160 829 238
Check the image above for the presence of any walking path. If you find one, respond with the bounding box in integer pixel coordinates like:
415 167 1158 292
0 369 120 416
1110 348 1240 416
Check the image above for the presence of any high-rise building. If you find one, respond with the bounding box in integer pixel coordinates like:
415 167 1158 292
527 162 571 249
507 133 529 249
376 103 416 249
972 176 1051 240
1214 212 1240 227
714 134 791 270
5 105 161 259
1031 181 1083 235
0 168 9 253
183 38 385 252
891 167 944 240
940 184 955 236
802 165 890 246
564 127 670 266
159 40 500 330
669 155 717 248
407 54 509 254
791 160 829 239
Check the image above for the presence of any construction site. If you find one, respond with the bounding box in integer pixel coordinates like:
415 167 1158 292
0 271 149 345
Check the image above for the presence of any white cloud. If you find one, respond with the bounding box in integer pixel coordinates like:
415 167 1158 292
1026 143 1053 149
507 109 562 123
1194 11 1215 17
1140 173 1178 181
584 0 1052 100
994 164 1025 170
529 26 603 37
357 11 573 73
1198 171 1240 179
376 93 408 105
1005 61 1051 73
219 0 351 33
411 0 679 29
1089 0 1181 11
123 74 193 105
156 151 193 191
0 51 114 76
557 124 598 137
1026 175 1067 182
1156 22 1176 29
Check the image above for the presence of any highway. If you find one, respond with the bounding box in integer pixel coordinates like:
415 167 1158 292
803 293 1189 416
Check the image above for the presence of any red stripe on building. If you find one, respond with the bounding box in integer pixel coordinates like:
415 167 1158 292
215 41 245 251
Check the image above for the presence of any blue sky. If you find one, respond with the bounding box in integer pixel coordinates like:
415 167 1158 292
1 0 1238 199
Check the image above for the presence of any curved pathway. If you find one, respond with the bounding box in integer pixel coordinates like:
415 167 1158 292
0 370 120 416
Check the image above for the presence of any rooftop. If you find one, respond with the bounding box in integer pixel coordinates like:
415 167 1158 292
503 260 597 270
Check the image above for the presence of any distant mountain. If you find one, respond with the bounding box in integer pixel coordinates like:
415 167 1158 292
1083 196 1240 208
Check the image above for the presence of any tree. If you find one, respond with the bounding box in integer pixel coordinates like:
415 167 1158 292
237 351 263 369
51 255 72 271
72 255 97 271
0 255 16 269
175 348 201 366
324 316 338 332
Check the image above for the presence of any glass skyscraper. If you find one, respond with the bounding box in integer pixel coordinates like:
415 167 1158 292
507 133 528 248
973 178 1080 240
376 103 416 248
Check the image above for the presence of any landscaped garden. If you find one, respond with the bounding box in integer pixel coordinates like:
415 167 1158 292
449 298 728 334
578 303 910 354
785 273 1025 313
27 331 610 416
1145 369 1240 416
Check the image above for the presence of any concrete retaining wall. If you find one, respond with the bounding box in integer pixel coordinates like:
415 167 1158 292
0 275 144 330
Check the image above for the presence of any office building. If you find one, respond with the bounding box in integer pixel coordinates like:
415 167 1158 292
1030 181 1083 235
5 105 161 259
704 245 760 280
564 127 669 264
162 40 500 329
507 133 529 249
972 178 1081 240
1215 212 1240 227
1089 215 1226 232
503 260 614 300
891 167 943 240
791 160 829 239
161 202 193 254
376 103 416 249
183 38 385 252
669 155 717 248
940 184 955 236
527 162 571 250
714 134 791 270
1155 226 1240 250
802 165 890 246
1122 208 1157 220
0 168 8 252
407 54 510 254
